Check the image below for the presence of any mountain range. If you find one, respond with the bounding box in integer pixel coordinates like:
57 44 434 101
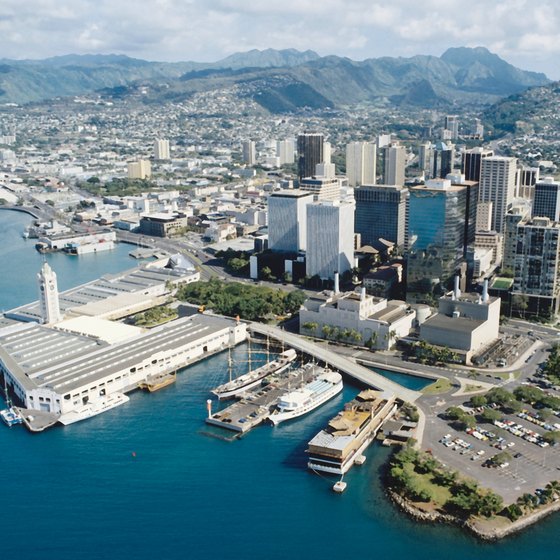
0 47 549 111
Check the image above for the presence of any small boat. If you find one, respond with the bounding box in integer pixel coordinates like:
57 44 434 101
212 347 297 400
269 369 343 425
333 480 347 493
0 407 23 427
354 455 366 466
138 371 176 392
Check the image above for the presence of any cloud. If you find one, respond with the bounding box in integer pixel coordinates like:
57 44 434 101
1 0 560 77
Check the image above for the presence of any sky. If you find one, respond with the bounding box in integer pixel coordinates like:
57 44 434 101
2 0 560 78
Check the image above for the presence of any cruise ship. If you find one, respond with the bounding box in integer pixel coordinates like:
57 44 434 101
58 393 130 426
212 348 297 400
269 368 343 425
307 390 397 475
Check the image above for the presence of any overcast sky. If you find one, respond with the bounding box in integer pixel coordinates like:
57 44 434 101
3 0 560 78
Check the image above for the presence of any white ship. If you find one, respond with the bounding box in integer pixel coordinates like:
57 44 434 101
269 369 343 425
58 392 130 426
212 348 297 400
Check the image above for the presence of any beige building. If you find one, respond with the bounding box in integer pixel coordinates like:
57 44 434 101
420 280 501 364
128 159 152 179
300 286 416 350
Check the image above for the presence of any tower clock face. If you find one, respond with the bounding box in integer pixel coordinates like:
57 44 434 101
50 285 55 290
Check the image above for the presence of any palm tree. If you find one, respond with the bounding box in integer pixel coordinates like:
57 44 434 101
517 493 537 512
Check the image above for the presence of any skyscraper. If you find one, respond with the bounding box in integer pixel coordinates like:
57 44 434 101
37 262 62 324
346 141 377 187
511 217 560 317
242 140 256 165
444 115 459 140
479 156 517 233
154 138 170 160
276 139 295 165
297 133 324 180
381 143 406 186
418 143 433 177
127 159 151 179
432 141 454 179
461 147 494 182
354 184 408 247
406 179 468 300
533 177 560 221
268 190 314 252
306 200 355 280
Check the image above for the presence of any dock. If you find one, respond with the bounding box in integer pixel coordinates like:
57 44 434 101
206 363 324 433
249 324 421 403
18 407 59 432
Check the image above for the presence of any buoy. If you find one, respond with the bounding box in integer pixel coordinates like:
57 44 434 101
132 451 136 458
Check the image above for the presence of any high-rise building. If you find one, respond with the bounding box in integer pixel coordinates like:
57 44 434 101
37 262 62 324
299 175 340 202
479 156 517 233
517 166 540 200
444 115 459 140
432 141 454 179
533 177 560 221
418 143 432 177
297 133 324 180
511 217 560 317
406 179 468 300
502 202 531 273
354 184 408 247
242 140 256 165
268 190 314 252
127 159 152 179
461 147 494 182
276 140 295 165
381 143 406 186
306 200 355 280
476 202 493 231
346 142 377 187
154 138 170 160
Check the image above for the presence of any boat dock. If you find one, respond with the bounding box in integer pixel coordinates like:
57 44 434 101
206 363 324 433
18 408 60 432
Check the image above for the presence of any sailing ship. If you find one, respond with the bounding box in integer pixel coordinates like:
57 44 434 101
211 341 297 400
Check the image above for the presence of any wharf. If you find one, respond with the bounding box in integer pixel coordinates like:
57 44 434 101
18 408 59 432
206 363 323 433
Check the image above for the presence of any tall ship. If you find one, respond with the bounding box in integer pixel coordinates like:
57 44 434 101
212 347 297 400
307 390 397 475
269 367 343 425
58 392 130 426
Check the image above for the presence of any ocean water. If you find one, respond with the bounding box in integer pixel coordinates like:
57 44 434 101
1 210 560 560
368 367 433 390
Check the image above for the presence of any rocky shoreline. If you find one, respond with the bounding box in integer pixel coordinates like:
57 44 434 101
387 488 560 541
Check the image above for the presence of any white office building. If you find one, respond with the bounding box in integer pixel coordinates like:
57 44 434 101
346 142 377 187
306 200 355 279
154 138 170 160
268 190 313 252
479 156 517 233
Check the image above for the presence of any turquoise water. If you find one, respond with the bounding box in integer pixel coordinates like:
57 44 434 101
369 367 434 390
1 210 560 559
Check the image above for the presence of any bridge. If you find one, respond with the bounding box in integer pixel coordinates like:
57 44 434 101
249 324 421 403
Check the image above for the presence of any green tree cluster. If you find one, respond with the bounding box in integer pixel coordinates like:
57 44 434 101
133 305 177 327
444 406 476 430
176 279 306 322
413 340 459 365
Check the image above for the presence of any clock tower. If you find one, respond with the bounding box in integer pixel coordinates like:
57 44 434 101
37 262 62 324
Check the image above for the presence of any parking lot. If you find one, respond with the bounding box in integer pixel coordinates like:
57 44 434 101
423 408 560 503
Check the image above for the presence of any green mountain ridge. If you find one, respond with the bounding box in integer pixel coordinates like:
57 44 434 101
0 47 549 109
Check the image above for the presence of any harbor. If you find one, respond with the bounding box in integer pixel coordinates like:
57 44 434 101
206 362 332 433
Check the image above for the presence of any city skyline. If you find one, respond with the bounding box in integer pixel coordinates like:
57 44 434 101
2 0 560 79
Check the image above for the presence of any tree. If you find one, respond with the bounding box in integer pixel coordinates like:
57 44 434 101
302 322 318 333
480 408 502 424
470 395 487 408
542 430 560 445
260 266 272 280
512 294 529 318
517 493 538 512
504 503 523 521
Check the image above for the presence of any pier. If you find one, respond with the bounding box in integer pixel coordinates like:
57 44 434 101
249 324 421 403
206 363 323 433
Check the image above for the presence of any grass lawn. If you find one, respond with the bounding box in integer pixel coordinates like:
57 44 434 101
422 378 453 395
464 384 484 393
403 463 452 507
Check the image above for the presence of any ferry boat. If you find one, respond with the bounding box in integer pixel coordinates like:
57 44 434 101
138 371 176 392
212 348 297 400
307 390 397 475
1 407 23 427
269 369 343 425
58 392 130 426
